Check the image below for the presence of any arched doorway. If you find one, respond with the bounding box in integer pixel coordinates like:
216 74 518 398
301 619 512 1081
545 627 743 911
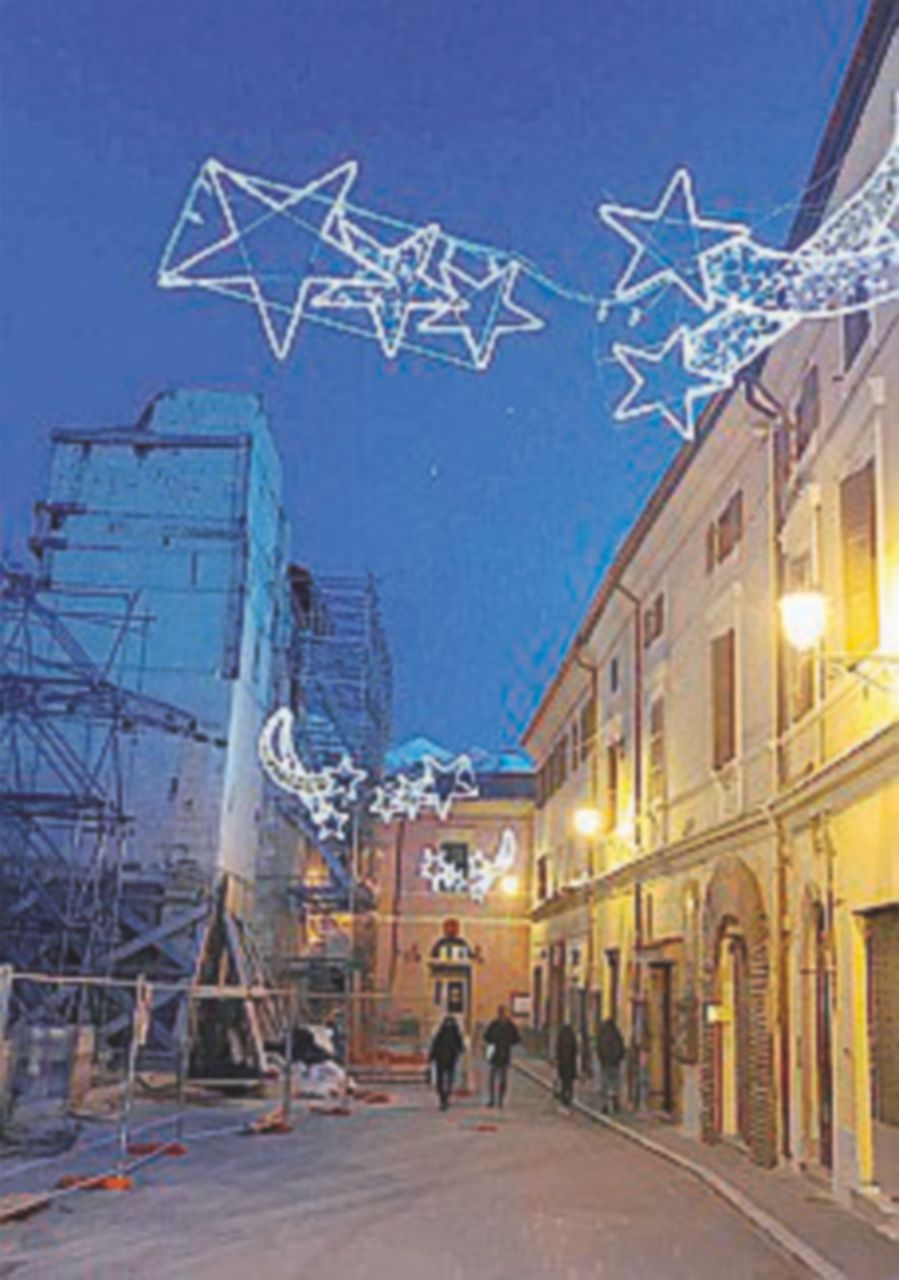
713 922 751 1143
701 857 776 1167
429 927 474 1034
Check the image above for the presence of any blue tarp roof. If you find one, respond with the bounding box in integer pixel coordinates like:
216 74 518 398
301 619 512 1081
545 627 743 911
387 736 533 776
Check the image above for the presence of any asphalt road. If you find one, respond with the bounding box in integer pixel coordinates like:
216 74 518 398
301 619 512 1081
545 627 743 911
2 1071 809 1279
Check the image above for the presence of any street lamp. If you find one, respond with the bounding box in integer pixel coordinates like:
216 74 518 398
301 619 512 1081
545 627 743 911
779 590 827 652
778 588 899 688
573 806 602 838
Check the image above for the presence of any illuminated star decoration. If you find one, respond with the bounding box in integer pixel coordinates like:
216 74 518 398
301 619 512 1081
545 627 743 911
420 256 545 369
598 110 899 438
159 158 545 369
258 708 364 844
157 158 377 361
311 222 453 359
612 327 729 442
418 828 517 903
418 754 479 821
599 168 748 312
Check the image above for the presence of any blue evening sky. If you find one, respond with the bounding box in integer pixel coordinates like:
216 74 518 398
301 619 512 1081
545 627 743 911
0 0 867 751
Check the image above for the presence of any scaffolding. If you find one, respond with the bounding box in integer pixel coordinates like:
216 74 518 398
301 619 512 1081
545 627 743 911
0 565 216 1052
286 567 391 775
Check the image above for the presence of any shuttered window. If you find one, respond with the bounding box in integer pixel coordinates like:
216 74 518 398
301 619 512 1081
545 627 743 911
711 629 736 769
867 907 899 1125
648 697 665 804
605 743 619 833
794 365 820 459
840 460 878 655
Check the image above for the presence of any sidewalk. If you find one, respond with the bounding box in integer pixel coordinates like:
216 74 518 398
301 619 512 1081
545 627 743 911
516 1055 899 1280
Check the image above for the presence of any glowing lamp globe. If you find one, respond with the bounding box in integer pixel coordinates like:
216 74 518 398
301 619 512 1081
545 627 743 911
500 874 519 897
573 807 602 837
779 590 827 652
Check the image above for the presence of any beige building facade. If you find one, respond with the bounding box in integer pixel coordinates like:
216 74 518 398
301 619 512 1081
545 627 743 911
524 2 898 1212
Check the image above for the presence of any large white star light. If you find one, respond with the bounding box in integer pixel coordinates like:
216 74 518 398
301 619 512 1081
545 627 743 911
312 221 453 359
258 707 363 844
612 327 729 441
322 754 368 803
158 158 388 361
418 754 479 821
419 256 545 369
599 169 747 312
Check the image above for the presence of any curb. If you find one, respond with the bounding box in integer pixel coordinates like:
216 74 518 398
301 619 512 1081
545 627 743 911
515 1061 845 1280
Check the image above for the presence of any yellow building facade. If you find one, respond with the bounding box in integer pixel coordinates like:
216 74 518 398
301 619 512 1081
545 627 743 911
524 4 897 1213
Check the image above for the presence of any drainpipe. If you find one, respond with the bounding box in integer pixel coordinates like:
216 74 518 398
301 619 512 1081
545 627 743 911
388 816 407 991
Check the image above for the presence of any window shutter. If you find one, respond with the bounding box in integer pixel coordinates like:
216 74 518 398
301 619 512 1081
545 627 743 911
711 629 736 769
840 460 878 655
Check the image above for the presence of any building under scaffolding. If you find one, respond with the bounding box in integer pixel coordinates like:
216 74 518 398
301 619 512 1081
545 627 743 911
1 389 393 1064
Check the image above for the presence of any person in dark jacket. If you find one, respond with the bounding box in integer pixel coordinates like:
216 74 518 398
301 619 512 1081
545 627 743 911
428 1015 465 1110
596 1017 625 1114
483 1005 521 1108
555 1023 578 1108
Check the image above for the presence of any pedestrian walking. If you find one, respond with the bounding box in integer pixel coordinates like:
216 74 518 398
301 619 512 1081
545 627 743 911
428 1015 465 1111
596 1016 625 1114
555 1022 578 1109
483 1005 520 1108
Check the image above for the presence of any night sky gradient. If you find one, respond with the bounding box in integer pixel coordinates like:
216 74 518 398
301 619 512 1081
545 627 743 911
0 0 868 750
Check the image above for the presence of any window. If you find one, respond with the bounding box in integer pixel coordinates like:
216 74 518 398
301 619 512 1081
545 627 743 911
580 694 596 761
610 656 620 693
605 743 619 832
570 720 580 771
536 855 549 901
840 459 878 655
786 555 814 721
439 842 469 888
711 629 736 769
643 593 665 648
843 286 870 372
706 490 744 570
794 365 820 459
717 490 743 561
648 697 665 804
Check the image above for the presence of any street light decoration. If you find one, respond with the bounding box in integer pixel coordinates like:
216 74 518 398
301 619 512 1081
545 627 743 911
258 708 481 843
418 828 518 904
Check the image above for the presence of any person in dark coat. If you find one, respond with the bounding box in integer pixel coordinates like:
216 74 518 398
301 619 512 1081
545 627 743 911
596 1017 626 1114
428 1015 465 1110
483 1005 521 1108
555 1023 578 1108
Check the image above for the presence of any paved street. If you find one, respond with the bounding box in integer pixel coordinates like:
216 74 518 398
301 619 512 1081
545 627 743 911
2 1072 811 1280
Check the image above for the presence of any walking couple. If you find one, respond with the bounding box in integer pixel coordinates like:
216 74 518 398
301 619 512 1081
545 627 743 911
428 1004 520 1111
